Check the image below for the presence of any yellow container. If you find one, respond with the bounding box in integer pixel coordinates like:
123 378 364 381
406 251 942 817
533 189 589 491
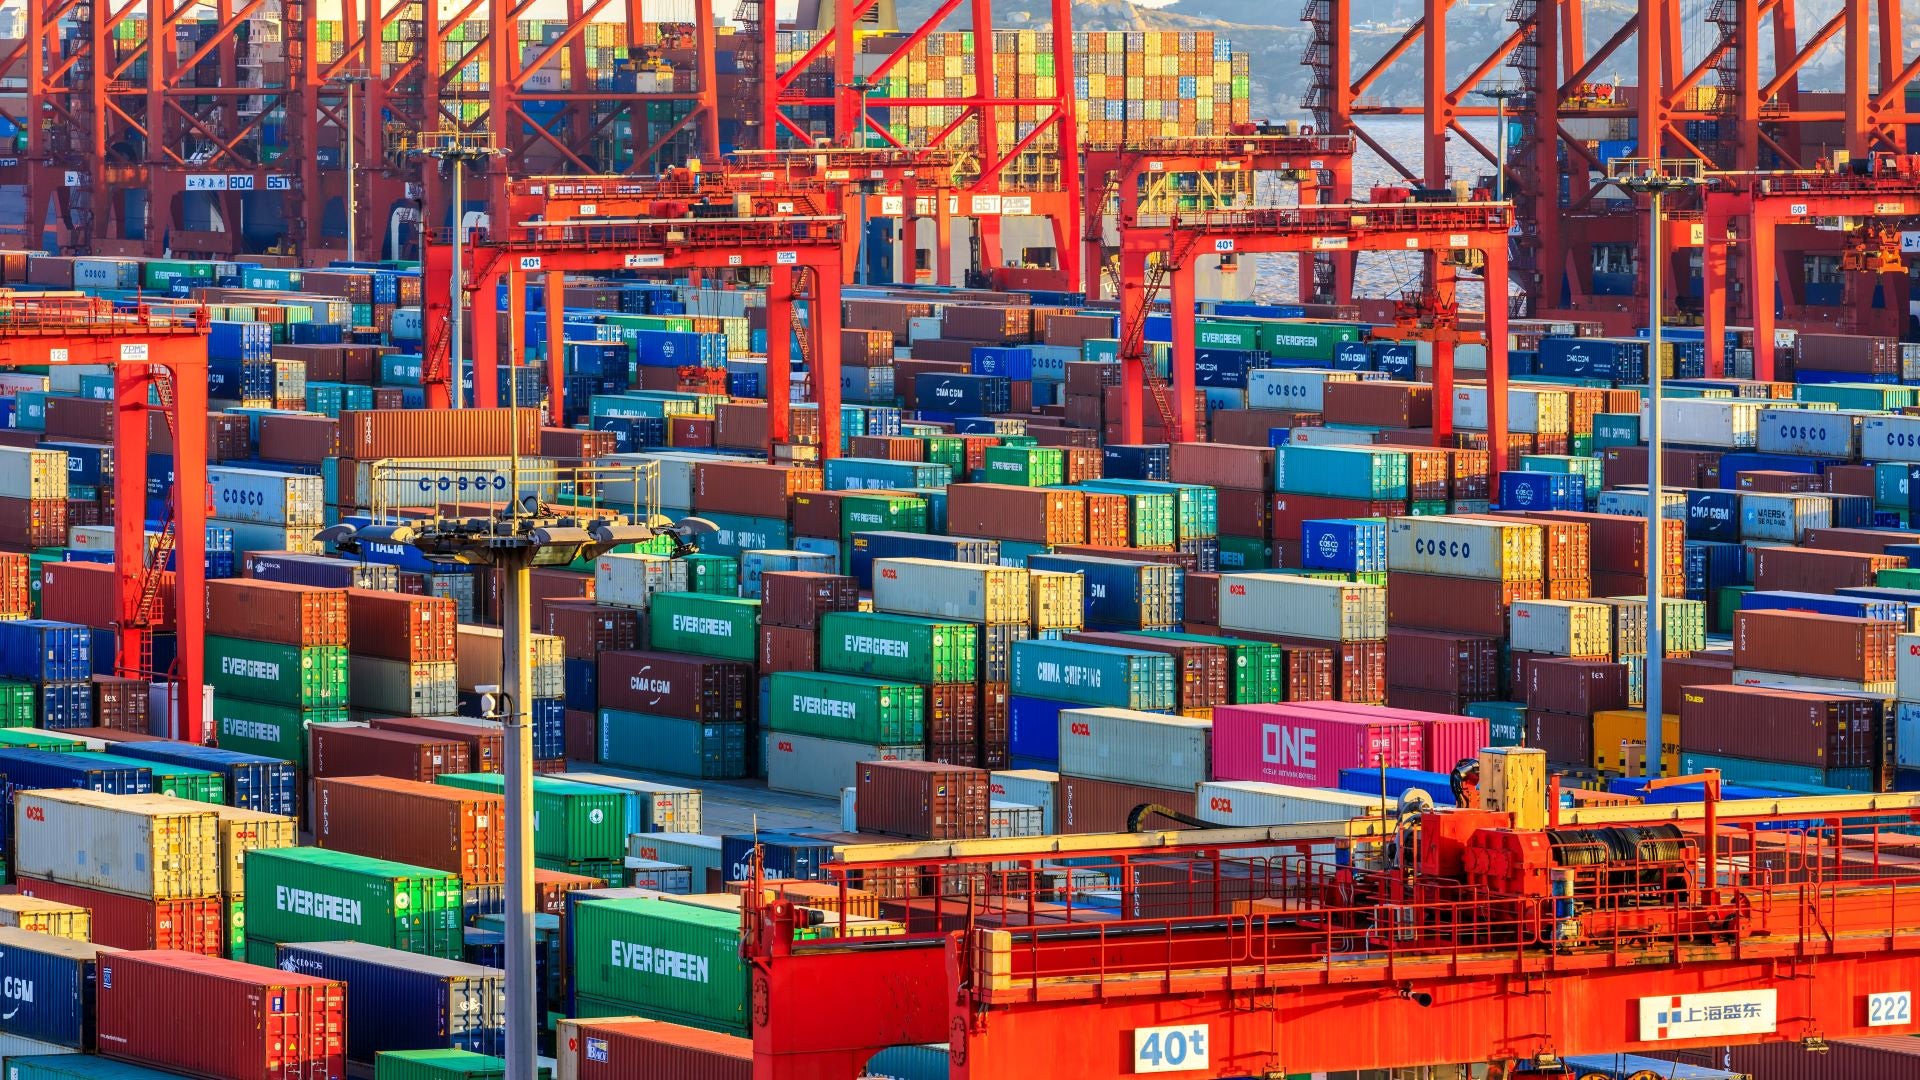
1029 570 1085 633
0 894 92 941
1593 710 1680 775
203 802 300 898
13 789 221 901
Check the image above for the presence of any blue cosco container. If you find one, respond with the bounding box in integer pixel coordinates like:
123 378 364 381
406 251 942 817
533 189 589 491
970 347 1033 380
1497 471 1585 512
1683 488 1740 542
1007 695 1069 769
914 373 1012 414
0 926 106 1048
275 941 507 1063
105 741 297 816
849 532 999 588
0 620 92 682
1301 518 1388 573
1028 554 1183 630
1008 640 1176 711
1337 767 1455 806
720 831 836 882
1740 590 1905 623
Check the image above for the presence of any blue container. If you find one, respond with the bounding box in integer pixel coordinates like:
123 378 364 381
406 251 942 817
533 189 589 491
1684 541 1749 601
1371 342 1417 380
40 441 110 488
1274 445 1408 500
913 373 1012 414
850 532 999 588
1552 1056 1740 1080
1102 444 1171 481
0 620 92 682
1007 695 1069 767
1026 554 1183 631
1330 340 1372 371
37 681 93 729
0 927 102 1048
1497 471 1585 511
594 415 668 452
1008 639 1177 711
244 552 397 590
1194 350 1261 387
207 319 272 361
1301 518 1388 573
739 549 836 599
1740 590 1905 622
1829 492 1874 527
1683 488 1740 542
102 741 298 816
1678 751 1875 791
720 831 835 882
1718 452 1831 487
0 748 151 837
565 657 597 713
1536 336 1647 382
970 347 1033 380
275 941 507 1063
1337 767 1455 806
532 698 566 760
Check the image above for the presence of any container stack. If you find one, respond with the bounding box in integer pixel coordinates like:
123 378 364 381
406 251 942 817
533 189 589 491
0 620 95 730
437 771 627 885
766 670 929 798
596 648 755 779
1054 707 1210 833
1679 683 1882 789
347 590 460 719
1216 573 1388 703
205 579 350 764
455 624 566 764
242 845 465 962
819 610 979 765
1006 639 1175 771
94 951 346 1080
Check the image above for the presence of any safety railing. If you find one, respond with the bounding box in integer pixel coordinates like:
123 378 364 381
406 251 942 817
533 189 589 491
1133 201 1513 236
367 460 660 526
1082 134 1358 159
0 294 210 335
432 215 844 253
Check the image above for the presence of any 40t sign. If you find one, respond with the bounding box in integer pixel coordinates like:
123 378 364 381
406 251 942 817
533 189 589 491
1133 1025 1209 1074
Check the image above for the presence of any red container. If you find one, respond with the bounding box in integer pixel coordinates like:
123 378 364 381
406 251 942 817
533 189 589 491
1385 628 1502 697
1700 1035 1920 1080
1168 443 1273 490
788 492 844 539
258 415 341 463
92 675 152 732
926 682 979 746
343 588 458 661
308 725 473 782
1058 774 1197 834
540 600 641 660
1387 572 1544 636
339 407 541 457
1825 464 1878 498
1283 645 1336 701
1737 470 1823 493
561 1017 751 1080
13 877 223 954
1322 380 1432 428
1185 573 1221 627
758 624 817 675
1525 708 1594 766
1270 494 1404 543
1210 703 1421 786
369 716 505 773
540 426 617 460
313 775 504 885
692 461 822 517
1800 526 1920 553
1680 684 1879 767
96 950 346 1080
1600 446 1721 488
1751 546 1903 594
43 561 169 630
1213 487 1270 539
944 484 1085 545
1733 609 1898 683
205 579 347 647
855 760 990 840
0 496 66 548
1524 657 1630 714
596 650 755 721
535 867 603 915
1660 652 1734 715
760 571 861 629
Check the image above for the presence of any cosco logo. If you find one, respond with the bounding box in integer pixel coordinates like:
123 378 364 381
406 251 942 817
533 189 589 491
1881 430 1920 448
1316 534 1340 559
1264 383 1308 398
1209 797 1233 813
219 488 267 506
1413 538 1473 558
414 474 509 493
1069 722 1092 736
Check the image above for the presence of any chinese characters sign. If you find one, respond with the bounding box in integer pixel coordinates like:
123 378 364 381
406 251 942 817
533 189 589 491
1639 990 1777 1040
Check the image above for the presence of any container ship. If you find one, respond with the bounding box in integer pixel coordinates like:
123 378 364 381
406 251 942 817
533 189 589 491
0 0 1918 1077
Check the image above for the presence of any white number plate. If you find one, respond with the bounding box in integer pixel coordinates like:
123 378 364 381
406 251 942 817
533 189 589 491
1869 991 1912 1027
1133 1025 1209 1074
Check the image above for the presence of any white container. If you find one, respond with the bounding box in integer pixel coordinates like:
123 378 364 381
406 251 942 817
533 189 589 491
67 524 115 552
74 256 138 289
872 557 1031 624
625 832 722 887
1193 780 1395 857
1732 669 1897 696
348 655 458 715
766 731 925 799
1217 573 1386 641
1508 599 1613 657
1861 414 1920 462
989 769 1059 833
1899 634 1920 703
1757 407 1864 458
1738 492 1832 542
558 772 702 833
47 364 107 394
13 789 220 901
1386 516 1543 581
0 446 68 501
989 801 1045 838
1286 427 1380 446
1057 707 1211 790
207 465 325 526
0 1033 77 1060
1451 386 1568 434
210 517 324 555
1246 368 1365 412
1593 488 1688 519
347 456 561 512
1645 398 1761 448
595 551 690 610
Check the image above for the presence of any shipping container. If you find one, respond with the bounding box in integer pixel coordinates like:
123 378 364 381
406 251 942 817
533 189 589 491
94 950 346 1080
1217 574 1386 641
1386 517 1543 581
855 759 991 840
645 594 760 662
313 776 504 886
552 1016 750 1080
104 741 297 817
553 773 701 834
436 773 625 861
871 559 1031 624
275 941 506 1063
1055 707 1210 790
768 671 925 746
1009 639 1176 711
310 724 472 783
12 878 223 955
569 896 748 1034
1209 703 1422 787
596 711 748 779
13 789 219 901
817 612 977 684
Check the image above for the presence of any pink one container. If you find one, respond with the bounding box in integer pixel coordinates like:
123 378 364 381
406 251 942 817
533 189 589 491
1210 704 1423 787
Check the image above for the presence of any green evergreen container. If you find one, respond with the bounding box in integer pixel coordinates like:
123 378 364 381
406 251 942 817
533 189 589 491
980 446 1064 487
683 553 740 595
90 751 226 804
569 896 748 1035
817 611 977 683
839 493 927 537
436 773 625 861
768 671 925 744
243 846 463 959
1257 320 1360 360
374 1050 549 1080
0 679 35 726
1878 567 1920 590
1193 318 1261 352
211 695 342 767
0 727 89 751
919 434 967 479
645 594 760 662
207 635 349 707
1216 536 1274 571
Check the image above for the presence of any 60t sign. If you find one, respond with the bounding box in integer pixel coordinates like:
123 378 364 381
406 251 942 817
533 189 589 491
1133 1025 1209 1074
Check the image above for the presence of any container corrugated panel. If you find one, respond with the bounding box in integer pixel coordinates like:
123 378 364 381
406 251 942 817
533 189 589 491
871 558 1031 625
0 894 91 940
1210 703 1424 787
313 776 504 887
12 878 223 956
569 896 749 1035
275 940 506 1063
1008 639 1177 711
13 789 221 900
554 773 701 835
767 671 925 746
1508 599 1613 657
436 772 625 861
202 803 298 899
816 612 978 683
644 595 761 662
1216 574 1386 641
553 1015 752 1080
105 741 297 817
596 711 749 780
1386 516 1544 581
1056 707 1210 789
207 636 348 708
244 846 465 959
94 950 346 1080
0 925 115 1048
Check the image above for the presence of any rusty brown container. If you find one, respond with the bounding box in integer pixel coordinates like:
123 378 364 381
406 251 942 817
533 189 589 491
1022 424 1101 448
1736 470 1824 493
848 436 925 461
1058 774 1197 834
761 571 861 630
1660 652 1734 715
92 675 152 732
1061 446 1103 483
1387 572 1545 636
345 588 458 662
758 624 817 676
1283 644 1337 701
338 408 541 458
1186 573 1221 627
313 774 505 885
1083 492 1131 547
534 867 604 916
1800 526 1920 553
43 561 157 630
1322 380 1433 428
978 682 1010 769
669 416 715 448
945 484 1086 545
540 426 617 460
369 716 506 773
941 304 1032 343
1696 1035 1920 1080
1524 657 1630 714
43 397 112 441
1215 487 1271 539
597 650 755 722
1733 609 1899 683
693 461 822 517
1752 546 1903 594
1600 445 1721 488
926 683 980 747
855 760 991 840
205 578 347 647
1385 686 1469 714
1824 464 1878 498
1679 684 1879 768
1169 443 1274 490
714 402 771 451
258 415 340 463
1065 631 1230 710
540 600 640 660
1271 494 1404 544
841 327 895 364
1210 408 1321 448
0 497 66 548
1525 708 1594 765
309 724 473 782
788 492 844 539
1385 628 1502 697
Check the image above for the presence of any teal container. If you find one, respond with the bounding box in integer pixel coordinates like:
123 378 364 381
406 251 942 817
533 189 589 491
682 553 740 595
1274 445 1410 500
1465 701 1526 747
698 512 790 559
596 710 749 779
1874 461 1912 509
1216 536 1273 570
1009 639 1176 711
823 458 952 491
1592 412 1641 448
646 593 760 662
1794 383 1917 412
1520 454 1602 498
1678 752 1875 791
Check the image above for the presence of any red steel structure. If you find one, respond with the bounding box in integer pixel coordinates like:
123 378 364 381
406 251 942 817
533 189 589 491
747 791 1920 1079
1115 196 1514 470
734 146 968 287
0 296 208 739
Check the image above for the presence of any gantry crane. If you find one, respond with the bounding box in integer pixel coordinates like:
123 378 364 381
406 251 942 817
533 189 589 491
734 146 966 287
1114 194 1515 471
0 296 209 739
746 784 1920 1080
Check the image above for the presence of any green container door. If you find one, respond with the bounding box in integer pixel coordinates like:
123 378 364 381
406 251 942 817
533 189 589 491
570 896 749 1036
768 671 925 745
839 493 928 537
0 680 34 726
208 636 349 707
1126 493 1178 548
244 847 463 958
646 595 760 662
436 773 625 861
682 554 740 595
817 612 978 683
